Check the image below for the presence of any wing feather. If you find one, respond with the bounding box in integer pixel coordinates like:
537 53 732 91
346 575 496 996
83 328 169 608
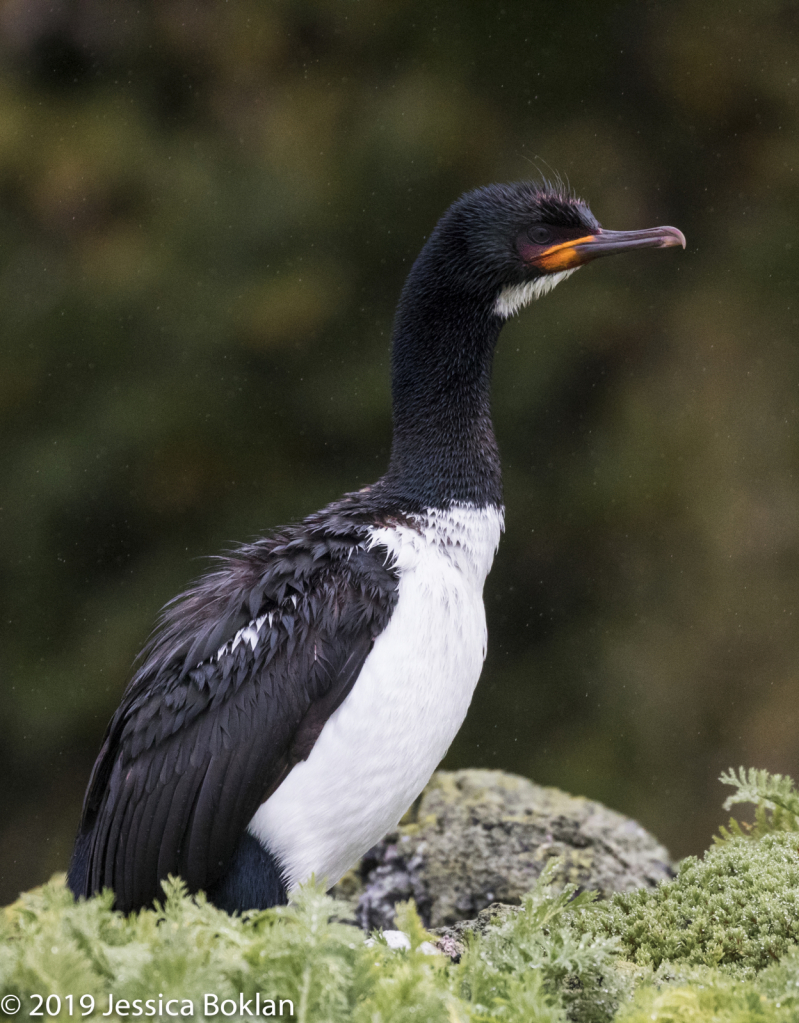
68 531 398 912
155 766 200 883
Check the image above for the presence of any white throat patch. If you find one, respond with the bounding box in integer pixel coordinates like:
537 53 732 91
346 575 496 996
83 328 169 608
494 268 578 319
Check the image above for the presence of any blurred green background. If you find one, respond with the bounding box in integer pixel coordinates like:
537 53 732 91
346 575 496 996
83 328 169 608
2 0 799 905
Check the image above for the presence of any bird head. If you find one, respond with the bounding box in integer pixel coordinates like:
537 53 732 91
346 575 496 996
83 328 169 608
425 180 685 319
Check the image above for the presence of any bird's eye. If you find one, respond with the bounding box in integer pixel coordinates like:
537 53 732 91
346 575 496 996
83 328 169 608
527 226 552 245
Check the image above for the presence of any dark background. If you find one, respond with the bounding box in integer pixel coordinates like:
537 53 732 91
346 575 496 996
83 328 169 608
2 0 799 905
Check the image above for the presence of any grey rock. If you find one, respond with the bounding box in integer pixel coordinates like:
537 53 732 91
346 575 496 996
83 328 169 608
431 902 521 961
331 768 673 932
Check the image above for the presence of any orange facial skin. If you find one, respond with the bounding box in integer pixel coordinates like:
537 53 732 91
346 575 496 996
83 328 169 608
533 234 599 272
519 225 686 275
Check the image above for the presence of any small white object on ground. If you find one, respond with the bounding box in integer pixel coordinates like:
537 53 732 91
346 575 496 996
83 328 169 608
366 930 442 956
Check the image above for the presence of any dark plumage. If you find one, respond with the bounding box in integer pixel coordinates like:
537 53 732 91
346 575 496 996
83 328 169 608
68 181 684 914
385 183 599 510
69 498 400 912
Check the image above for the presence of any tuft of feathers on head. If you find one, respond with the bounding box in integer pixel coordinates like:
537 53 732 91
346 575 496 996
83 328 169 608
453 179 598 231
390 178 602 337
403 180 597 299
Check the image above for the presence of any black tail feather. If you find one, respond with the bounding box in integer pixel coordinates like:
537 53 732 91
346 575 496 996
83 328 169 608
66 826 94 899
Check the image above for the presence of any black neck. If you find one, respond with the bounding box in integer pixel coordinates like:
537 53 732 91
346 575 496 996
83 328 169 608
378 245 504 512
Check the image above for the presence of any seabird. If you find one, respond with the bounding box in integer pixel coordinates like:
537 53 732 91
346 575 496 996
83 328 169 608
67 181 684 913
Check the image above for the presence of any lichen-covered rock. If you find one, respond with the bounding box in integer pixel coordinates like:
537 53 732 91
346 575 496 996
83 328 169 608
333 768 673 931
432 901 521 960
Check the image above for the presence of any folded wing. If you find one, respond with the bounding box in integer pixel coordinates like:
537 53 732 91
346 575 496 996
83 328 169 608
68 525 398 912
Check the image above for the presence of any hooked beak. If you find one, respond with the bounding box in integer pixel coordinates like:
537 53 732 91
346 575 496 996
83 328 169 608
531 225 686 274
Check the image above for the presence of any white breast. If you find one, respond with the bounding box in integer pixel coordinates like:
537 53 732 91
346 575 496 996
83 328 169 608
248 503 504 891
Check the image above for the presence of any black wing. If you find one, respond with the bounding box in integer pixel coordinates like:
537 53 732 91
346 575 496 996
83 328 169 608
68 518 399 912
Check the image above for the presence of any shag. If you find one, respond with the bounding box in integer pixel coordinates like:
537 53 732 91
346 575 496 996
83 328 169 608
67 181 684 913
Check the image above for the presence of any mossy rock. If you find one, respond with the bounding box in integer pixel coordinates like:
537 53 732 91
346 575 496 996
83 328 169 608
333 768 673 930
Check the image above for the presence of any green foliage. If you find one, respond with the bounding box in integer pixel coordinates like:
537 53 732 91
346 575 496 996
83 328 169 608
1 878 457 1022
9 772 799 1021
458 861 625 1023
756 944 799 1007
614 970 786 1023
0 866 625 1023
717 768 799 842
614 948 799 1023
587 831 799 974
